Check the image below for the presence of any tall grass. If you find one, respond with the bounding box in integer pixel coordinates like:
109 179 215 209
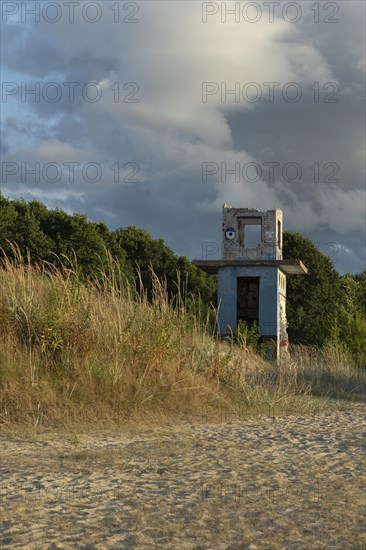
0 249 365 429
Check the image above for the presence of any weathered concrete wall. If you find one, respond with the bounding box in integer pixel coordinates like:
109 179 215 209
218 265 280 340
278 271 289 360
222 205 283 261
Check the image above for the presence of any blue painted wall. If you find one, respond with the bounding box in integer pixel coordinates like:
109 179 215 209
217 266 279 338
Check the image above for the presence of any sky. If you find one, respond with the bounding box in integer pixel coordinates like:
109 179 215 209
1 0 365 274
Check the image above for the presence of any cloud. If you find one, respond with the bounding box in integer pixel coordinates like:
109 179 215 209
1 1 365 273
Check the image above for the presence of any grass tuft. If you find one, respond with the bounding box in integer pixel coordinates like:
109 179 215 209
0 249 365 429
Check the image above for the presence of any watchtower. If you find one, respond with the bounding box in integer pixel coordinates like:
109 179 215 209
194 206 307 362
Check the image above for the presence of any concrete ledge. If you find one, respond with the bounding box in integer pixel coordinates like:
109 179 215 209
193 259 308 275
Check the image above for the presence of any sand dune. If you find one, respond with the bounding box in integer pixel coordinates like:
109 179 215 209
1 403 365 549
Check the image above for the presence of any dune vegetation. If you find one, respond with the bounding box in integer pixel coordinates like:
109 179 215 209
1 249 365 431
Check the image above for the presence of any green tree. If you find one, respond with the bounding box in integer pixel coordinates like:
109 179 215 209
114 226 216 302
0 194 18 253
0 194 131 281
334 274 366 364
283 231 341 347
39 211 131 280
176 255 217 305
351 271 366 315
0 195 53 261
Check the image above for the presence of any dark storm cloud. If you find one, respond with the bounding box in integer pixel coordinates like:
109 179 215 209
1 1 365 273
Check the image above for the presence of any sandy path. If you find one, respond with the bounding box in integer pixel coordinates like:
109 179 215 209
1 403 365 549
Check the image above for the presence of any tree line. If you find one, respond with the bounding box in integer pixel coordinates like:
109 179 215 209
1 194 365 363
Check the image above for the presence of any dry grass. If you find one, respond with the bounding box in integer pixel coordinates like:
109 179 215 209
0 249 365 431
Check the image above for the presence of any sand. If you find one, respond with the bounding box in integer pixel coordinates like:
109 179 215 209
1 402 365 549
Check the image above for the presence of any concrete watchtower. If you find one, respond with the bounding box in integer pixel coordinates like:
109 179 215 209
194 206 307 362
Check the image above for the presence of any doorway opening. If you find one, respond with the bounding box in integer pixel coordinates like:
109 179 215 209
237 277 260 328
